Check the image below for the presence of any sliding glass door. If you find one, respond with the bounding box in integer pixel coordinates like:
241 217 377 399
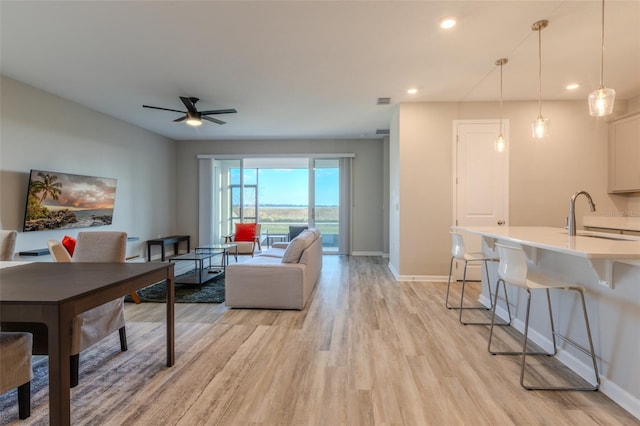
204 156 350 254
312 159 340 252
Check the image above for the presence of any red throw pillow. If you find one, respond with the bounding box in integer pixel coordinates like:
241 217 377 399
235 223 256 242
62 235 76 255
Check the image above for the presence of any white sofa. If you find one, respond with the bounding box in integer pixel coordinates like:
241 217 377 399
225 228 322 310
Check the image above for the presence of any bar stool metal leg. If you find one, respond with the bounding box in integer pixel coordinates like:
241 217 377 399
459 259 512 326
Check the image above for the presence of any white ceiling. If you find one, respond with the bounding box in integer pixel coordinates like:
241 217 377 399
1 1 639 141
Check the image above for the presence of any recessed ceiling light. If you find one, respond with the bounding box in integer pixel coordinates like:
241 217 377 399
440 17 456 29
566 83 580 90
407 88 418 95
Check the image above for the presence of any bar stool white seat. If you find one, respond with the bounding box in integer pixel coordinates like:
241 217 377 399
488 243 600 391
446 232 510 325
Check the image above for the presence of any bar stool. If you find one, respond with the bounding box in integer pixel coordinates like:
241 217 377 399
445 232 510 325
487 243 600 391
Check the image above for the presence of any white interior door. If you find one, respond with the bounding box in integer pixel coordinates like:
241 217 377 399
454 120 509 280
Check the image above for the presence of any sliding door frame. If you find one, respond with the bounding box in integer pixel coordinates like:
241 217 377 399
199 153 354 254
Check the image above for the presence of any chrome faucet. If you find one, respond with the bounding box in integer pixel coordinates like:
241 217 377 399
568 191 596 236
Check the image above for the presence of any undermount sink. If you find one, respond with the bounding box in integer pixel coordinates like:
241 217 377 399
579 234 630 241
559 230 634 241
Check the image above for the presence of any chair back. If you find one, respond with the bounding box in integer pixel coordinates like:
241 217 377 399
233 223 261 242
495 243 528 288
48 240 72 262
288 225 308 241
73 231 127 262
450 232 466 259
0 230 17 261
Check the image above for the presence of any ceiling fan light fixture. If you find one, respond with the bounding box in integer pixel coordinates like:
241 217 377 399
589 0 615 117
186 111 202 127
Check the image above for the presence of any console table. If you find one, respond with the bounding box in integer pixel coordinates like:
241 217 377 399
147 235 190 261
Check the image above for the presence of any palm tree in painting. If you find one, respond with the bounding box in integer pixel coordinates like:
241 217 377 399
30 172 63 203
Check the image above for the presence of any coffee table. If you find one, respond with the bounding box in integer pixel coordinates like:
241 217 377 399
169 252 220 287
195 243 238 267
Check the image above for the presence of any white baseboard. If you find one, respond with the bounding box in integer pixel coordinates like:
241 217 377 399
351 251 385 256
599 378 640 420
386 262 448 282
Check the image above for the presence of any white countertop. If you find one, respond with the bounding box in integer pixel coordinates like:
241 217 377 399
453 226 640 260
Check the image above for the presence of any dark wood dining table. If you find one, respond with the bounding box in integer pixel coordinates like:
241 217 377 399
0 261 175 426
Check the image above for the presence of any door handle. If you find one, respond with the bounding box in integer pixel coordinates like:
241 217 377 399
497 220 505 225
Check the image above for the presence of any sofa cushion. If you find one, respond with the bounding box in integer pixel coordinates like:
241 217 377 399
307 228 321 241
281 230 315 263
62 235 76 255
258 247 287 258
235 223 257 242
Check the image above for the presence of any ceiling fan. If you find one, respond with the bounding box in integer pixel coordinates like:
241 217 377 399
143 96 237 127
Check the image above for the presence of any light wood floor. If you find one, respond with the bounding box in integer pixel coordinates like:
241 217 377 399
2 256 638 425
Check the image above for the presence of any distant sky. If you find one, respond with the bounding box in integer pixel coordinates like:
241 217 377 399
258 168 339 206
231 167 338 206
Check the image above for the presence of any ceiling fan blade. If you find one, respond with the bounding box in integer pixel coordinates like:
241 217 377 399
180 96 198 113
143 105 185 114
202 116 226 125
200 108 238 115
173 116 187 122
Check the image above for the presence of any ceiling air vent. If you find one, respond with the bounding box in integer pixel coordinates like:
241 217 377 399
376 97 391 105
376 129 390 135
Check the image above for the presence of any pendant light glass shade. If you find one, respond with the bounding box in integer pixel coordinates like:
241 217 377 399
589 87 615 116
532 116 550 139
495 58 508 153
531 20 549 139
588 0 615 117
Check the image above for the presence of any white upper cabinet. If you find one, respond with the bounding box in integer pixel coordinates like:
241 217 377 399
608 113 640 193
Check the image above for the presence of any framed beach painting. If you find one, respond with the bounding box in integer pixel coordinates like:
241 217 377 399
23 169 117 232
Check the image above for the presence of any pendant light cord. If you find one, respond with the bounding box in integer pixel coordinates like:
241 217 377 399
538 26 543 117
600 0 605 89
499 62 504 128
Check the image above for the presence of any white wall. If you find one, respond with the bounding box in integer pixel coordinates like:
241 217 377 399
174 138 385 254
0 76 177 259
389 99 631 279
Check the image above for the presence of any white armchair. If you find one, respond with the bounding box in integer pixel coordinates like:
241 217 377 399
47 231 129 387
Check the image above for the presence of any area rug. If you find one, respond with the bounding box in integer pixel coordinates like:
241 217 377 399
125 273 225 303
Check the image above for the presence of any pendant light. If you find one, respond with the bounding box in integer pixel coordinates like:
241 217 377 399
588 0 616 116
531 20 549 139
495 58 508 153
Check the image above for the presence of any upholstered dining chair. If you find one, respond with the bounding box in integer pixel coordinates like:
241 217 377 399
0 332 33 420
0 230 18 261
224 223 262 256
46 231 129 387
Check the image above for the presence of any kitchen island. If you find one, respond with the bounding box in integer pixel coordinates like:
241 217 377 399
453 226 640 420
